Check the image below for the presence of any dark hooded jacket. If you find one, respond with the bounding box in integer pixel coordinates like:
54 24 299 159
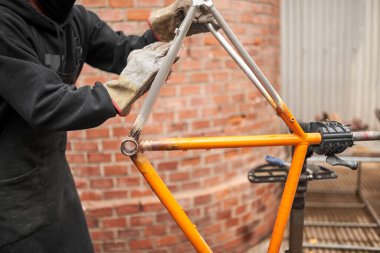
0 0 157 252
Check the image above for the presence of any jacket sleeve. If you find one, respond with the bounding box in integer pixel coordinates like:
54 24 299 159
83 9 158 74
0 35 117 131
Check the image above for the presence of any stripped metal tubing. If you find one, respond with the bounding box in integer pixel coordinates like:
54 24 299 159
208 7 306 138
129 6 196 140
207 24 277 109
353 131 380 141
209 5 283 108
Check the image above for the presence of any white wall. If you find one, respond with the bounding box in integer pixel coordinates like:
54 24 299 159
281 0 380 129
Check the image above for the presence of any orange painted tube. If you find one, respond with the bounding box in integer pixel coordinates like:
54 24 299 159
131 153 212 253
139 133 321 151
267 143 309 253
276 103 306 138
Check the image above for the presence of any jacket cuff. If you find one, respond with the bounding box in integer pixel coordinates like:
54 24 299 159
95 82 119 117
147 20 162 42
111 99 123 115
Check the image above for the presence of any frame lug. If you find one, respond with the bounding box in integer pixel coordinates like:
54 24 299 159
121 137 139 156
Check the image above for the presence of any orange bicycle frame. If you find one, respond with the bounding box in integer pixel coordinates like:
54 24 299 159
120 1 323 252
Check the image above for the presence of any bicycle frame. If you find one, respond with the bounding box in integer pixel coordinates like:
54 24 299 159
121 1 322 252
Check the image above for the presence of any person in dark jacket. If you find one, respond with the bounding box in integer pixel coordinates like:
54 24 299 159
0 0 216 252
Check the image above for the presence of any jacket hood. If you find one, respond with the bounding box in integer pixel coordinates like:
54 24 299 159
0 0 73 32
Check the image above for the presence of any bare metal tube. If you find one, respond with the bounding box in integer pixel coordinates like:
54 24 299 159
130 7 196 139
207 24 277 109
209 5 284 109
353 131 380 141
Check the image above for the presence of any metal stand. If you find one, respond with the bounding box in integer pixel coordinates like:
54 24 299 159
248 150 338 253
288 169 307 253
304 157 380 251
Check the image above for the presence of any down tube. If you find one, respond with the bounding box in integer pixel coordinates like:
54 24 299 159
131 153 212 253
267 143 309 253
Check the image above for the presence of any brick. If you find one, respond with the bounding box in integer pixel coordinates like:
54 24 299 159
182 181 200 190
80 191 102 201
91 230 114 241
152 112 175 121
90 178 114 189
87 153 112 163
224 198 239 209
179 109 198 120
109 0 133 8
204 34 219 45
143 225 166 236
131 189 153 197
102 140 119 150
190 73 209 83
138 0 162 7
67 130 84 139
116 204 141 215
193 168 210 177
86 128 109 139
86 207 113 218
204 176 220 186
74 166 100 177
85 216 99 228
112 127 128 137
74 178 87 189
225 218 239 228
181 157 200 166
117 229 140 238
116 177 141 186
204 223 222 234
156 235 177 247
103 190 127 199
93 243 101 253
103 241 126 252
205 154 222 163
169 172 189 182
142 203 163 212
156 213 171 223
131 216 154 226
66 154 86 163
104 165 128 176
129 239 153 250
102 218 127 228
157 161 178 171
97 9 124 22
194 194 212 205
192 120 210 130
236 204 247 215
179 85 201 96
217 210 231 220
126 9 150 21
73 141 98 151
83 0 105 7
168 122 188 132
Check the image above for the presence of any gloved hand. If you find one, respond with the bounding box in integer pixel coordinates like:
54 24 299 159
104 42 172 116
149 0 219 42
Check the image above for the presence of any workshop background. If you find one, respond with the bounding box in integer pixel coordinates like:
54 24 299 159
70 0 282 252
282 0 380 130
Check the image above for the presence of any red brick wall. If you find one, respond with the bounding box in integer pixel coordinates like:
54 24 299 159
70 0 282 252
